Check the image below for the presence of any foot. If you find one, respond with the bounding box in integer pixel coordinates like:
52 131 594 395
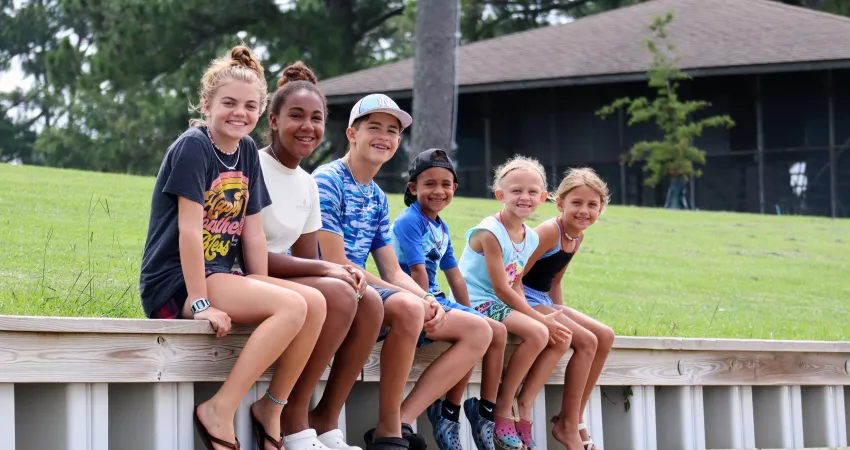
426 400 463 450
317 428 363 450
251 400 284 450
550 415 590 450
463 398 495 450
283 428 332 450
195 401 238 450
493 416 523 450
364 423 426 450
578 422 599 450
309 407 340 436
515 419 536 450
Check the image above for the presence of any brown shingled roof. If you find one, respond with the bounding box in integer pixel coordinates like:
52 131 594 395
320 0 850 101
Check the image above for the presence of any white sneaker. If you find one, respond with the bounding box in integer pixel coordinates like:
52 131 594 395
317 429 363 450
283 429 333 450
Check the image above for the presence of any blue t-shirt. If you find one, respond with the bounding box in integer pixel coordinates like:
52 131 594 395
390 202 458 294
312 159 392 269
456 215 539 308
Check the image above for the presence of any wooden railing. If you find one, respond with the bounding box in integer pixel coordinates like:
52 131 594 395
2 315 849 450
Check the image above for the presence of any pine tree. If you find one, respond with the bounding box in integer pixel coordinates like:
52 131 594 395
597 13 735 203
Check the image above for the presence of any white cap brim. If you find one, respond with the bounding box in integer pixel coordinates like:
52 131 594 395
349 107 413 129
348 94 413 129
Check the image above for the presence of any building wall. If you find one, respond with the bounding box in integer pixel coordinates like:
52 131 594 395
325 69 850 217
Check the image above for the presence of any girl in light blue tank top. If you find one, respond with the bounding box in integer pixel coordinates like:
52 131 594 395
455 156 572 450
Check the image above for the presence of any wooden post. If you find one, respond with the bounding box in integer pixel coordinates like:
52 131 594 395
66 383 109 450
484 93 493 192
801 386 848 447
829 69 838 218
601 385 657 450
0 384 14 449
619 108 627 205
703 386 756 449
655 386 706 450
549 88 558 187
756 75 765 214
752 386 804 449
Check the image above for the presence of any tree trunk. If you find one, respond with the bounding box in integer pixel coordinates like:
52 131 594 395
411 0 458 160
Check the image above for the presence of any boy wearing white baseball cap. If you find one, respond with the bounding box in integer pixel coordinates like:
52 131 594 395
312 94 491 450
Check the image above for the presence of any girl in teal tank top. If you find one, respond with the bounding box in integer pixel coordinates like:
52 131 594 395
456 156 572 450
518 168 614 450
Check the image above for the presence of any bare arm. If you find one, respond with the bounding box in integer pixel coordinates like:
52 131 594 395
371 245 429 298
177 197 207 303
444 267 471 307
317 230 391 287
240 213 269 277
408 264 430 293
269 231 334 278
177 196 231 337
517 219 559 290
476 231 549 321
548 265 568 306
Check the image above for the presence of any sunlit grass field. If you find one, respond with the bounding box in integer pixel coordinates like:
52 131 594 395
2 163 848 340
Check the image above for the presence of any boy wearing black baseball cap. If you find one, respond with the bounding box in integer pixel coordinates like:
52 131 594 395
313 95 492 450
391 149 508 450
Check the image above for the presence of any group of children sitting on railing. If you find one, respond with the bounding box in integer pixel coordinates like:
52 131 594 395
139 44 615 450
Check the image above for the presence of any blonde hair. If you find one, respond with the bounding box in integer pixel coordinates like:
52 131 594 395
491 155 548 192
189 45 268 127
554 167 610 208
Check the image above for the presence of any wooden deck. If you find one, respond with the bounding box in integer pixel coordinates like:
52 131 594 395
1 315 849 449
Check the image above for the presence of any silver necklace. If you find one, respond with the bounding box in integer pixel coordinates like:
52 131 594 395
206 127 238 155
206 127 240 171
268 146 284 165
559 218 580 241
344 156 374 198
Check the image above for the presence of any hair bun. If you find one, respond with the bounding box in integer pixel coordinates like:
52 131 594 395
278 61 318 88
230 45 264 77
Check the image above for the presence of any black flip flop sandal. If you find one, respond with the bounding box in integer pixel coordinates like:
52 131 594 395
193 405 241 450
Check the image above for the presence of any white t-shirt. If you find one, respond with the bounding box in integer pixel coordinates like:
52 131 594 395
259 150 322 254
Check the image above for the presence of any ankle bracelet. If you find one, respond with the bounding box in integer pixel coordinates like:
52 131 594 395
265 389 288 406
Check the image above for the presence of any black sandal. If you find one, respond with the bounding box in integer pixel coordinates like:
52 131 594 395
193 404 241 449
364 423 425 450
250 405 283 450
367 436 411 450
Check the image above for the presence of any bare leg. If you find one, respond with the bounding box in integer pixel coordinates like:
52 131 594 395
497 312 548 418
445 318 505 406
310 287 384 434
480 318 507 403
400 310 491 423
373 292 425 439
248 275 327 450
192 274 309 450
276 277 358 436
558 304 615 448
534 305 596 450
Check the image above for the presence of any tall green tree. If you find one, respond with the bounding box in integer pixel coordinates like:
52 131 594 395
596 13 734 207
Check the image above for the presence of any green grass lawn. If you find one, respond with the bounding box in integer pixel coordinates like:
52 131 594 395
3 163 849 340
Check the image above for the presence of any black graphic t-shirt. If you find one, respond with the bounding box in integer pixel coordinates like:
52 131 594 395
139 126 272 317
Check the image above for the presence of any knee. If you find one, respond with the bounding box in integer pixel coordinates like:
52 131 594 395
467 316 492 354
597 324 616 351
572 328 597 356
521 321 549 352
319 278 358 319
551 330 572 353
272 290 308 326
385 293 425 335
490 321 508 348
300 286 327 324
358 288 385 324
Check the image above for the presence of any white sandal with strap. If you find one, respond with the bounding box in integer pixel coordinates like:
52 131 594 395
578 423 597 450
